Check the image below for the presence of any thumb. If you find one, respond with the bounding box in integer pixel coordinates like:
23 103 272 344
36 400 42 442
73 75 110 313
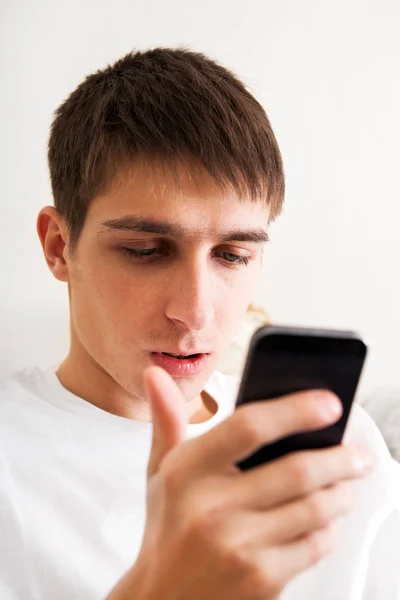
144 366 187 478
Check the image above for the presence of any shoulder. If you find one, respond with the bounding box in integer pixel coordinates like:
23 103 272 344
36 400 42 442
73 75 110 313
0 366 44 391
0 366 49 415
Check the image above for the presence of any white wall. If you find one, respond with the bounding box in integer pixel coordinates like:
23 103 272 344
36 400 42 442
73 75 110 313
1 0 399 396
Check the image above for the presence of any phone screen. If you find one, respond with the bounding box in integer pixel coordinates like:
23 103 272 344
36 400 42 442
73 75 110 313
236 327 367 470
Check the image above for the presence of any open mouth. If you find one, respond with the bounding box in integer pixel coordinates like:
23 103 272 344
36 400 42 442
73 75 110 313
161 352 200 359
151 351 210 376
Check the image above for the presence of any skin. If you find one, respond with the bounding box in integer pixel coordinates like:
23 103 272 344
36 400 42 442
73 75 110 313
37 159 373 599
106 367 372 600
37 159 269 423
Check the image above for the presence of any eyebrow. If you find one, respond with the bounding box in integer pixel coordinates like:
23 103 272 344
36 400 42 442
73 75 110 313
99 216 269 244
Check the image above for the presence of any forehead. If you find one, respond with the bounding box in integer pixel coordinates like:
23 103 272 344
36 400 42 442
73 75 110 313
88 160 270 236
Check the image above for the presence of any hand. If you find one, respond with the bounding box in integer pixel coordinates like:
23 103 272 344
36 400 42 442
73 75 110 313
106 367 373 600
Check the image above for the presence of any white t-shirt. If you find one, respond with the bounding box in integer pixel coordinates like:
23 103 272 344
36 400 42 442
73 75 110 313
0 367 399 600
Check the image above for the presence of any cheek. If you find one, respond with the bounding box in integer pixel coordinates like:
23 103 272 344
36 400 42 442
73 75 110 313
70 257 160 341
216 264 261 323
99 277 162 334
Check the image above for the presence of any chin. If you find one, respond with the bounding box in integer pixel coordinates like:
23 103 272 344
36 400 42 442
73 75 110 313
171 365 216 401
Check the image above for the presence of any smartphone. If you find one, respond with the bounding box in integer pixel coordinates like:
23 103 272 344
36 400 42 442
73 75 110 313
235 325 367 470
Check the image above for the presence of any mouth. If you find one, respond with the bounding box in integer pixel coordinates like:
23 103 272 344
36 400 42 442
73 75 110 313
150 351 211 377
160 352 201 359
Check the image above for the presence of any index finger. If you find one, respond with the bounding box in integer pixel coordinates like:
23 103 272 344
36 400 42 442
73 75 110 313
184 390 342 471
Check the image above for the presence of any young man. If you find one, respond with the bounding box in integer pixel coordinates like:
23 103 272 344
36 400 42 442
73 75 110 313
0 48 399 600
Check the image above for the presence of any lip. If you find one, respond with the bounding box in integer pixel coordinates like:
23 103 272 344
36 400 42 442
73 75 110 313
150 352 211 377
152 349 209 355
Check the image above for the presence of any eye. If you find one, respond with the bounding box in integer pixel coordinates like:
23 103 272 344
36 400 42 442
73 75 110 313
122 247 166 260
215 251 250 266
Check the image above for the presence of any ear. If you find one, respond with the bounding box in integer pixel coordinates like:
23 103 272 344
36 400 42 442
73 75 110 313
37 206 70 282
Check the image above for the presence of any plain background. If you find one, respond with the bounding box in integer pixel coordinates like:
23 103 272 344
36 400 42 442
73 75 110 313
1 0 399 398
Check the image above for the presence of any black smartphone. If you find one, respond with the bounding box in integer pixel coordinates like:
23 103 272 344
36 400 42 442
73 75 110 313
235 325 367 470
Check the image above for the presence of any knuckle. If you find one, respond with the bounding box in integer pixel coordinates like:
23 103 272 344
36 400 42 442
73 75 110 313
307 523 337 563
245 559 281 599
217 542 262 587
186 501 225 542
306 492 330 527
347 445 371 474
238 408 265 447
307 531 328 563
223 548 280 598
289 455 314 492
339 444 354 466
223 544 253 572
335 482 356 513
342 445 361 471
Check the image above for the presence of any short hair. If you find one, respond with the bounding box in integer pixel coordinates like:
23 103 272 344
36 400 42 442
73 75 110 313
48 47 285 248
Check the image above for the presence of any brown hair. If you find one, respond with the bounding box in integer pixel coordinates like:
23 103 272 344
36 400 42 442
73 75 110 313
48 47 285 249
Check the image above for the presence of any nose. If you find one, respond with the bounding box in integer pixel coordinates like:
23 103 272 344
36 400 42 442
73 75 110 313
165 254 215 332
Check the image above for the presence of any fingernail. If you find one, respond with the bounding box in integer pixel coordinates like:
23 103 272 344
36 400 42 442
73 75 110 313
319 395 342 420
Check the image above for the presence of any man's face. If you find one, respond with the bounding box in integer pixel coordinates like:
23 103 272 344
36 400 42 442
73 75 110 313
66 161 270 402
